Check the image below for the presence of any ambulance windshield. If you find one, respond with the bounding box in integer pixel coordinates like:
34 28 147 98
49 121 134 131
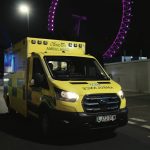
44 56 110 81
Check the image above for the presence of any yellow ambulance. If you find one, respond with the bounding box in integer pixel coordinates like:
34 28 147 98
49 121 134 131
4 37 128 135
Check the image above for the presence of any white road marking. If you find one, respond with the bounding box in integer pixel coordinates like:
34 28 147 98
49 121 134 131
130 118 147 123
128 121 137 125
141 125 150 130
148 136 150 138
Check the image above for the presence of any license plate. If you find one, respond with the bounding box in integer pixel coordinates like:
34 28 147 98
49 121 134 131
96 115 116 123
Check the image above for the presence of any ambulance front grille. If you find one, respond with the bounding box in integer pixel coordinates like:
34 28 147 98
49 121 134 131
82 93 120 114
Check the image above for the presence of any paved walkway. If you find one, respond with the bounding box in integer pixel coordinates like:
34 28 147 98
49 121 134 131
0 88 8 114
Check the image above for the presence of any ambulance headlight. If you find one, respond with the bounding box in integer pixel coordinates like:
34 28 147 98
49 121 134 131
118 90 125 99
55 88 79 102
61 91 79 102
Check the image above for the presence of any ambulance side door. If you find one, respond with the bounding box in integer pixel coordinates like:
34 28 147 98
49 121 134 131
27 55 49 117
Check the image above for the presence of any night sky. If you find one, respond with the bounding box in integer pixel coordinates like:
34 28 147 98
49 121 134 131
0 0 150 63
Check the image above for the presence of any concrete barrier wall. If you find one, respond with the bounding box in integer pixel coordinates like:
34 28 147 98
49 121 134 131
104 59 150 93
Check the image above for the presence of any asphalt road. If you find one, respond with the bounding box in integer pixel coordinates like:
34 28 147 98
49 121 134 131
0 89 150 150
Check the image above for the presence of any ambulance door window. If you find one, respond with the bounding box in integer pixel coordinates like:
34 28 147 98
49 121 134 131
32 57 49 89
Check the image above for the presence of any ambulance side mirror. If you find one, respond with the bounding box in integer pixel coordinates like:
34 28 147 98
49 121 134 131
30 79 35 86
31 73 44 87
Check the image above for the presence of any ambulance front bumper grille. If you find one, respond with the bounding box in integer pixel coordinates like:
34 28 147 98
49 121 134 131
82 93 120 114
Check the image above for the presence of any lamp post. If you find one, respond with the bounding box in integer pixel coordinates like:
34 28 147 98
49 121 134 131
19 4 30 35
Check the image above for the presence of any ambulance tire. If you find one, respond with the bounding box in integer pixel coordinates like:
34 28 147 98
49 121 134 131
39 112 51 137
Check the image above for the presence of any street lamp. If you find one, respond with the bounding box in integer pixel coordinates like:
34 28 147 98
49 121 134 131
18 4 30 35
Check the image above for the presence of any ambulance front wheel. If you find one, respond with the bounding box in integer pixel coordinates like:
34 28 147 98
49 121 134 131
39 112 51 137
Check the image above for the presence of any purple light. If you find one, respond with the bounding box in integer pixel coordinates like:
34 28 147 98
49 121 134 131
103 0 132 59
48 0 132 59
48 0 59 32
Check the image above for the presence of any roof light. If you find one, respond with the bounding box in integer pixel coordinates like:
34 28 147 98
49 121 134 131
43 41 48 45
68 43 73 47
74 44 77 47
31 40 36 44
37 41 42 44
79 44 82 48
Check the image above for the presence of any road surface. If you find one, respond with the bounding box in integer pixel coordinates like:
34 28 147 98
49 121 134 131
0 89 150 150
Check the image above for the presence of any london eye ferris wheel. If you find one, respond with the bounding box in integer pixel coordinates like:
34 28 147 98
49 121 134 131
48 0 133 59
